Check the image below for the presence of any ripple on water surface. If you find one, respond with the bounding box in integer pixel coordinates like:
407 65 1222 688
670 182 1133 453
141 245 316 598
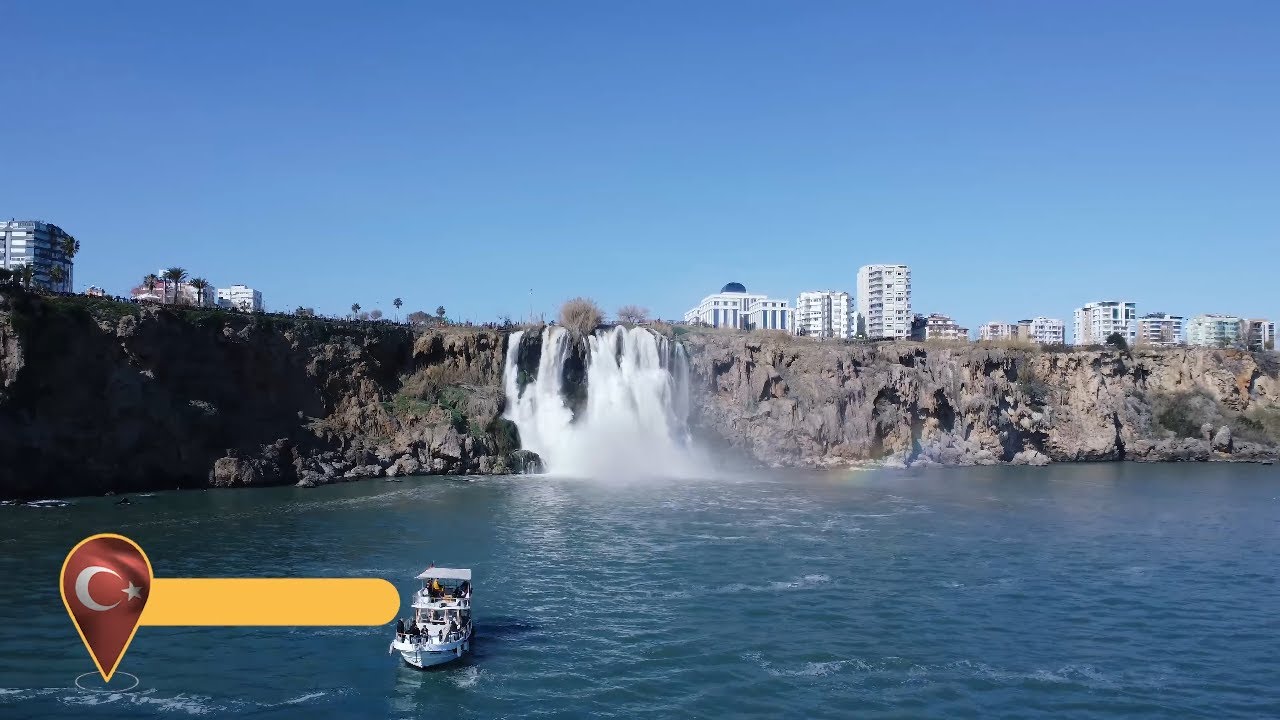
2 464 1279 718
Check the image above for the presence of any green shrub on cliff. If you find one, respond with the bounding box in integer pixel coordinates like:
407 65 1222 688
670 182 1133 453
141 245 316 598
1152 391 1220 438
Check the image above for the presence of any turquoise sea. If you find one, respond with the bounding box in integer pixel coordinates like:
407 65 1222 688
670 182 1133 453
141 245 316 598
2 463 1278 718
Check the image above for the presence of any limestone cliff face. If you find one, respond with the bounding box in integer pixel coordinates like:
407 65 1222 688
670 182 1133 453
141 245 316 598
0 292 526 499
683 334 1280 468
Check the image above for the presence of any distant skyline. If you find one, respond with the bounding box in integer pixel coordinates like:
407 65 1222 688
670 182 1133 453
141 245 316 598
2 2 1277 337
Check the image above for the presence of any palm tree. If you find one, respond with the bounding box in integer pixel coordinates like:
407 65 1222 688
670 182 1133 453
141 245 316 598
393 297 403 321
59 235 80 260
16 263 35 289
163 267 188 304
49 265 67 288
351 303 361 318
188 277 211 307
436 305 446 319
143 273 160 294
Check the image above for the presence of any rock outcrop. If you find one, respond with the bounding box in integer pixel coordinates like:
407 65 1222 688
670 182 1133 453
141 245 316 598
0 291 538 499
683 334 1280 468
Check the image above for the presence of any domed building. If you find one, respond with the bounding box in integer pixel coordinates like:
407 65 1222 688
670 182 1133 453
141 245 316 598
683 281 793 331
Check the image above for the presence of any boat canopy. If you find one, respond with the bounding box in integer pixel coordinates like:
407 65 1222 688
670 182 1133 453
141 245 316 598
416 567 471 581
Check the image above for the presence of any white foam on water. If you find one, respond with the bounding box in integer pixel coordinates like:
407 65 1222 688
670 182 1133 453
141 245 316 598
771 573 831 590
452 666 482 689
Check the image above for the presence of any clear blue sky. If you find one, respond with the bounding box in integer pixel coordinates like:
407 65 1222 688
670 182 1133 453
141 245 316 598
3 2 1277 333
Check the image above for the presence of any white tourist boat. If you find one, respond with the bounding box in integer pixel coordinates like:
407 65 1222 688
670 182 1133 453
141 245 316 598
388 566 474 669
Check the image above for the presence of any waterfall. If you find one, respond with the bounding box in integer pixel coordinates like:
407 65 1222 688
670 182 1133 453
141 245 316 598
503 325 704 478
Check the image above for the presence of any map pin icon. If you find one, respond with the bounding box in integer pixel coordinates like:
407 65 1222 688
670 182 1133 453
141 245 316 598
60 534 154 682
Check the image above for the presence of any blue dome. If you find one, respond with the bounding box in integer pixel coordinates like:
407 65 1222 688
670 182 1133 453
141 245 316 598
720 282 747 293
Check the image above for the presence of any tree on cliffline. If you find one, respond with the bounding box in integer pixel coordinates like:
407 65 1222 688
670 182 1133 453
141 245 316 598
560 297 603 336
617 305 649 325
370 309 383 320
49 265 67 288
436 305 447 320
163 267 188 304
406 310 431 325
351 303 361 317
1105 332 1128 351
393 297 403 320
188 277 211 307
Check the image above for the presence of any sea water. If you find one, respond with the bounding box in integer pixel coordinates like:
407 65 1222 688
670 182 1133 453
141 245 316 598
2 463 1278 718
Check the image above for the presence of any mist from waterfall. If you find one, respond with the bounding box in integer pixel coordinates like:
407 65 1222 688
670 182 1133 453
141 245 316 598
503 325 706 478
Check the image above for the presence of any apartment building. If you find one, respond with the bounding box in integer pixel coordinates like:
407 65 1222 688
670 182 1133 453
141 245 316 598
856 264 911 339
794 290 854 339
217 284 264 312
1246 319 1275 351
1186 314 1243 347
1015 317 1066 345
1 220 75 293
1136 313 1185 347
910 313 969 341
1073 301 1137 345
978 322 1018 342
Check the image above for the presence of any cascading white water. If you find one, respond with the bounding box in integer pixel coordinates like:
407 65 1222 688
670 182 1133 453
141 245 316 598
503 325 704 478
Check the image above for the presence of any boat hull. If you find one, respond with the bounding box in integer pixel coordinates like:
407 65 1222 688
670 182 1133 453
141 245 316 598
391 630 473 669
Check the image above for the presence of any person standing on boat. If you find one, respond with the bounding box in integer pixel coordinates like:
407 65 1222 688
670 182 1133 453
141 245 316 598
429 577 443 598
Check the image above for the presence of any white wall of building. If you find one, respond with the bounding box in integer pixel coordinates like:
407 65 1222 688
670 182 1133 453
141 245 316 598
1246 319 1275 351
217 284 264 312
684 283 788 330
910 313 968 341
1136 313 1184 346
1186 314 1243 347
1018 317 1065 345
794 290 853 339
978 322 1018 342
746 299 794 331
856 264 911 339
1073 301 1137 345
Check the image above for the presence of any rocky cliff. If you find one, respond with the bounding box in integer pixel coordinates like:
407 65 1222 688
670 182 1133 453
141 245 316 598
0 291 534 499
4 291 1277 500
683 332 1280 468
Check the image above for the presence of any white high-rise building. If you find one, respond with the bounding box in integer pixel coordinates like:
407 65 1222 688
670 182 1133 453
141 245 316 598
217 284 264 312
1073 301 1137 345
1016 317 1066 345
1136 313 1185 346
856 264 911 339
1186 314 1243 347
794 290 854 339
683 282 791 330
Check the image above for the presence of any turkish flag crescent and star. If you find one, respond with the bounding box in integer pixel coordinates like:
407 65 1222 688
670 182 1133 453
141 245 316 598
60 535 153 680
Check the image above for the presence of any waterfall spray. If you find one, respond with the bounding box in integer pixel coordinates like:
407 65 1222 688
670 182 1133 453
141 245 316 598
503 325 704 478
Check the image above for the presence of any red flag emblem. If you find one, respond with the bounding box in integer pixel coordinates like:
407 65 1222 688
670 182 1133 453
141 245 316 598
60 534 153 681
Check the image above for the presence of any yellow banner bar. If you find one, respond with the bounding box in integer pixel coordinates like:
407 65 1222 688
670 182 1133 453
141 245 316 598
140 578 400 626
